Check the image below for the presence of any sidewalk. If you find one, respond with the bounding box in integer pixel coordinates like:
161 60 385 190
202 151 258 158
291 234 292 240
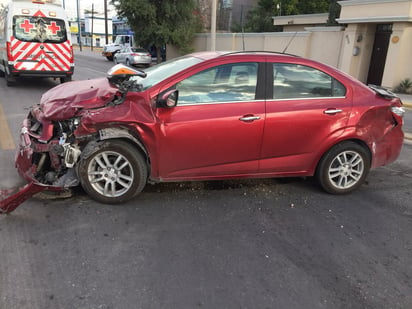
397 93 412 108
397 94 412 142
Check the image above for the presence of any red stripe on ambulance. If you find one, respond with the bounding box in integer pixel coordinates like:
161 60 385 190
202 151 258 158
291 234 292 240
11 38 72 72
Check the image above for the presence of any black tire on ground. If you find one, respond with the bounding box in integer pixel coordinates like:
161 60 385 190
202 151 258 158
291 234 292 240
106 56 114 61
60 75 72 83
78 140 148 204
316 141 371 194
5 70 16 87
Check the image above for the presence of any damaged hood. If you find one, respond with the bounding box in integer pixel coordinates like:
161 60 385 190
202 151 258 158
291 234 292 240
40 78 119 120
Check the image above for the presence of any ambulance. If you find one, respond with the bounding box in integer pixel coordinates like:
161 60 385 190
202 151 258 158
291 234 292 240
0 0 74 86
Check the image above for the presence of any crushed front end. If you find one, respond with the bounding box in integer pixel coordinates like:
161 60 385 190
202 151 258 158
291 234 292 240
15 107 82 188
1 111 81 214
2 65 148 213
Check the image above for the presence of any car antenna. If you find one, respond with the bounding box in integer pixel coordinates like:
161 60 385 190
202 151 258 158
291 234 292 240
282 32 298 54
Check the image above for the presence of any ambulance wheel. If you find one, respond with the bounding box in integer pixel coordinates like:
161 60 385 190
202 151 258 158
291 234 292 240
0 69 4 77
60 76 72 83
5 70 16 87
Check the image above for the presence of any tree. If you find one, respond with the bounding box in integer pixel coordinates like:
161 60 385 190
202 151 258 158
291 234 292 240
244 0 331 33
112 0 202 60
242 0 280 32
327 0 344 25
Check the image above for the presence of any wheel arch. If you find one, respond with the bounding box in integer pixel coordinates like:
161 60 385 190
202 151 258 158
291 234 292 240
80 127 150 171
315 138 372 175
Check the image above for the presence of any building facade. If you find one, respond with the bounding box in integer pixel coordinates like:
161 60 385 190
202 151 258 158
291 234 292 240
188 0 412 90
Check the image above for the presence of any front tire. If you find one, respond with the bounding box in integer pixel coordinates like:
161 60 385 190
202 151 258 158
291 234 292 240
316 141 370 194
78 140 148 204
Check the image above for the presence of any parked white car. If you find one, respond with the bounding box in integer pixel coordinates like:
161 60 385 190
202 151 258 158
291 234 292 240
114 47 152 67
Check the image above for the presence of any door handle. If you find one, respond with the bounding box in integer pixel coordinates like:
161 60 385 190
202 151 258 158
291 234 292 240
239 116 261 122
323 109 343 115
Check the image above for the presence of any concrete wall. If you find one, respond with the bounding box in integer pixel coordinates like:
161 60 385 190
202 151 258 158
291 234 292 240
167 21 410 90
170 28 345 69
382 23 412 88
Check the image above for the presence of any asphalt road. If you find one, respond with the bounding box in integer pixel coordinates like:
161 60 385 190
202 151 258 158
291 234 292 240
0 50 411 309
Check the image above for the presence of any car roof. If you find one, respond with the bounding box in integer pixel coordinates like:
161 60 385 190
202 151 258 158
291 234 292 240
188 51 300 61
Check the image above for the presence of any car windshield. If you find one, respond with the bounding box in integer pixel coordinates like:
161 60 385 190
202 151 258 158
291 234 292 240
131 55 203 90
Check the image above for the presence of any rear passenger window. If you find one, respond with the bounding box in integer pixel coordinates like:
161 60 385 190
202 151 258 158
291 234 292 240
273 63 346 99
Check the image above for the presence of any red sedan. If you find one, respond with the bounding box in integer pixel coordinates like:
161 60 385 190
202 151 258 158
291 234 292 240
15 51 405 204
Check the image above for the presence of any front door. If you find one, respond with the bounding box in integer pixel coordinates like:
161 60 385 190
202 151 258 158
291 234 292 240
155 62 265 180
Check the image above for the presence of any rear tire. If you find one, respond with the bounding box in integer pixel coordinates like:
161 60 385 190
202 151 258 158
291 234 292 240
60 76 72 83
5 70 16 87
316 141 370 194
78 140 148 204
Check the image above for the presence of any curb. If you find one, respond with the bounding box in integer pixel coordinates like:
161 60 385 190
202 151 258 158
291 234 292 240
403 101 412 108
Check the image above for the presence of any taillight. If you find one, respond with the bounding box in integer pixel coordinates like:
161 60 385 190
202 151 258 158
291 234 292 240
391 106 405 117
6 42 13 61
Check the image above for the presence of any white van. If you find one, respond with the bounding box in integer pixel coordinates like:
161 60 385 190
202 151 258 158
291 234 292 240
0 0 74 86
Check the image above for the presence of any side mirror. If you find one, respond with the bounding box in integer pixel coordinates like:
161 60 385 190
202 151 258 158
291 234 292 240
157 90 179 108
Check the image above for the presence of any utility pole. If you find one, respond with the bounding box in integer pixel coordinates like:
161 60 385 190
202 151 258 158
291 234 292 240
77 0 82 51
91 3 94 51
104 0 108 44
211 0 217 51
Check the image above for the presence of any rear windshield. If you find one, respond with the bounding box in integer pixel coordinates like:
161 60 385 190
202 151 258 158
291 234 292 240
13 16 67 43
131 48 148 53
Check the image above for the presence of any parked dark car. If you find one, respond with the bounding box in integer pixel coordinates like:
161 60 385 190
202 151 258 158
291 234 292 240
15 51 405 204
113 47 152 67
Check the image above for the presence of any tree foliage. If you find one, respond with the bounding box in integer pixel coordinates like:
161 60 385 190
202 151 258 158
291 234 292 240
244 0 331 33
112 0 202 57
241 0 279 32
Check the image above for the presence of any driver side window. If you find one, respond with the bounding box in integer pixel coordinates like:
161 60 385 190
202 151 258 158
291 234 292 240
176 62 258 105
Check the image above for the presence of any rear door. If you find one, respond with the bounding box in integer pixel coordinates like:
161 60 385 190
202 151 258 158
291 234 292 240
260 62 352 174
